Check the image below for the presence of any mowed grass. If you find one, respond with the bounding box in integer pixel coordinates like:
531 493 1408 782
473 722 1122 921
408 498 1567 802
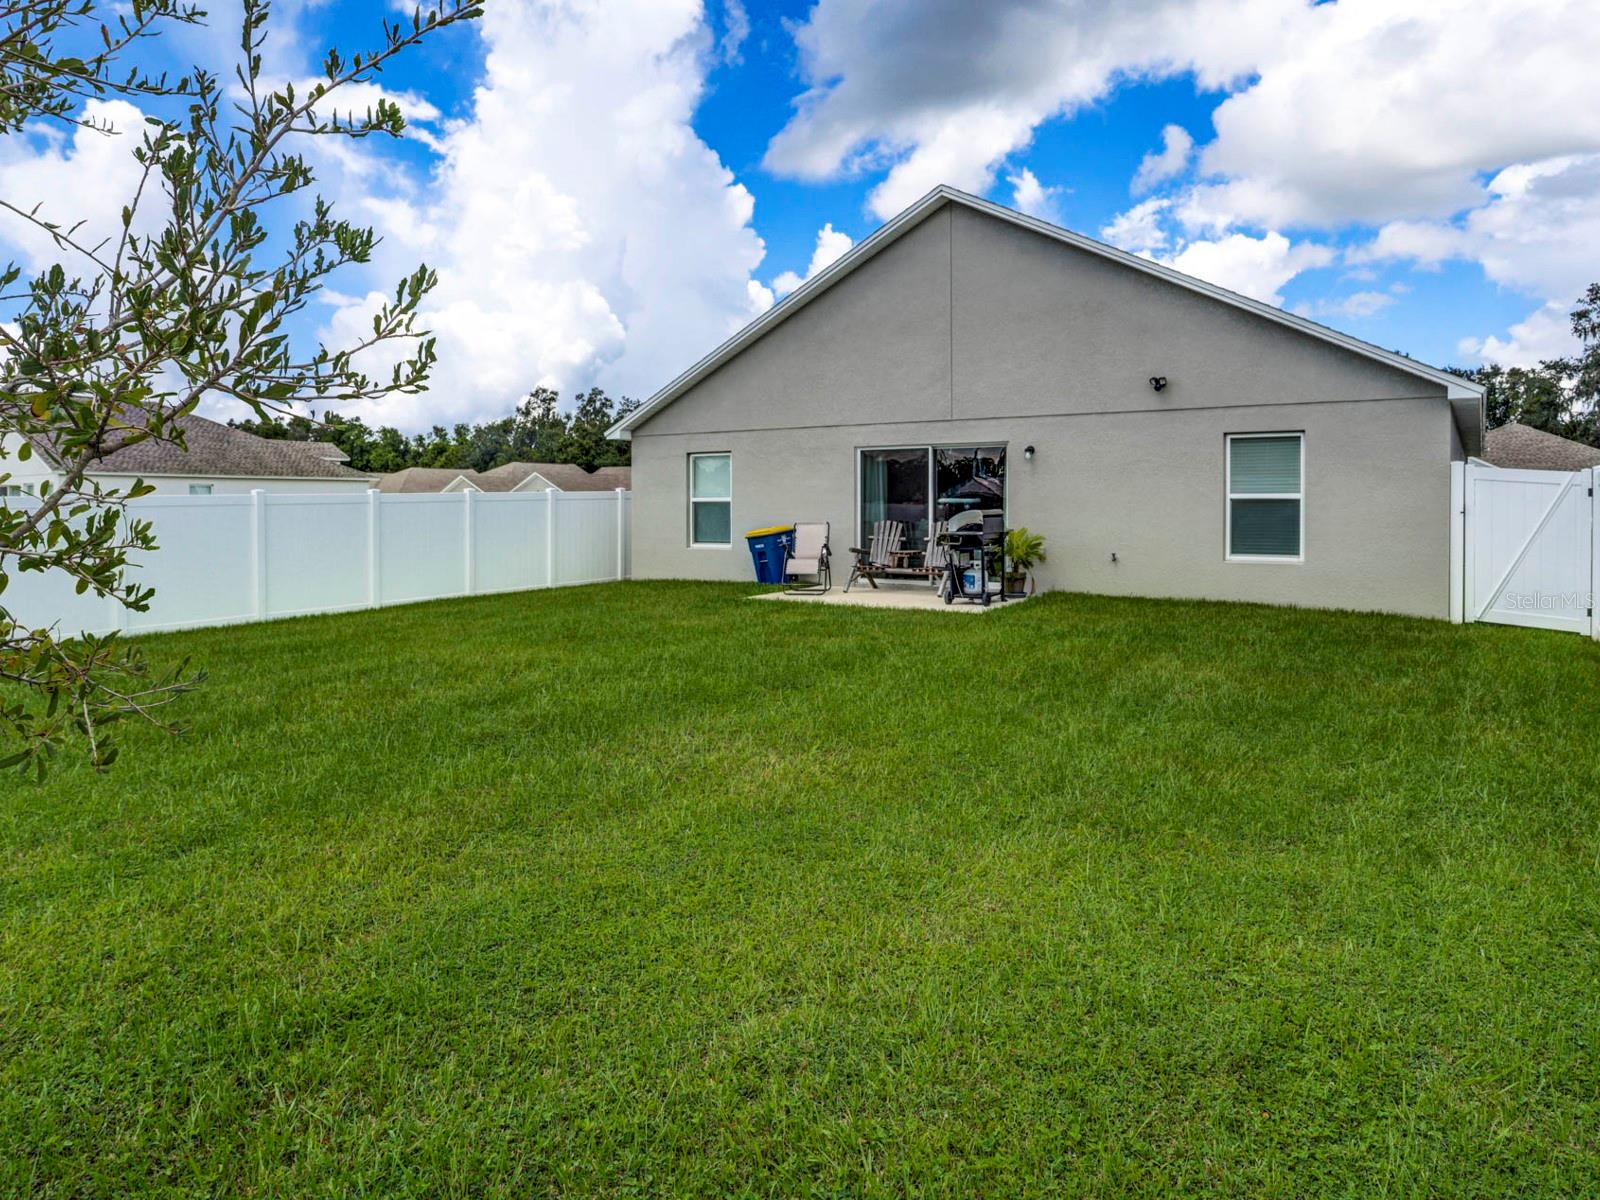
3 582 1599 1196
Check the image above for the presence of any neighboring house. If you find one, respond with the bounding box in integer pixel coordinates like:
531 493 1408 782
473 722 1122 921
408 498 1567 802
374 466 483 494
1 413 376 497
610 185 1485 620
1482 422 1600 472
376 462 631 494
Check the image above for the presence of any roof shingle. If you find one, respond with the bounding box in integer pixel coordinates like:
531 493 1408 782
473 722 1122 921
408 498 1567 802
376 467 478 493
39 413 375 480
377 462 631 493
1482 422 1600 472
477 462 631 492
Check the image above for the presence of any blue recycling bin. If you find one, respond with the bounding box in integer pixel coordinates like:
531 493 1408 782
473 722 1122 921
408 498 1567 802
744 525 795 583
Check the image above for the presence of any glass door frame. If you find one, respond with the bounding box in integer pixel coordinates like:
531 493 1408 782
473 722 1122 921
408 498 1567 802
854 442 1009 549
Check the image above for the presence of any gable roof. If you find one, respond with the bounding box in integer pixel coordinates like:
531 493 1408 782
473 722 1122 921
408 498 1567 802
610 185 1485 451
35 412 375 481
479 462 631 492
1483 421 1600 471
377 462 631 494
376 466 480 493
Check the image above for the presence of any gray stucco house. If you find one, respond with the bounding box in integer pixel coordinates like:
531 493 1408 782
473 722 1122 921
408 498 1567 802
610 186 1484 619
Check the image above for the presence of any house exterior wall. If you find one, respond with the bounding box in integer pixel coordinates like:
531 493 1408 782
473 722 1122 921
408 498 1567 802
103 473 374 492
87 474 376 495
629 201 1461 618
1 432 55 494
641 209 956 438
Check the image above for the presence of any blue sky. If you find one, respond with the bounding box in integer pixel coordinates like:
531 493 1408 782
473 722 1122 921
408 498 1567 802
0 0 1595 431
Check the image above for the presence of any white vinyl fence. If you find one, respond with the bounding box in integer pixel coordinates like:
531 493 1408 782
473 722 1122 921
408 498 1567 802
1455 460 1598 638
6 488 632 638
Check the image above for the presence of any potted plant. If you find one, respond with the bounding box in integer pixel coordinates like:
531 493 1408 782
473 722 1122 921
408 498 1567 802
1002 527 1046 596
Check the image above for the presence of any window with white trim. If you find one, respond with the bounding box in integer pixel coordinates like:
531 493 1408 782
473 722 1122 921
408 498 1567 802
1226 433 1303 561
189 483 214 495
688 453 731 546
0 483 36 498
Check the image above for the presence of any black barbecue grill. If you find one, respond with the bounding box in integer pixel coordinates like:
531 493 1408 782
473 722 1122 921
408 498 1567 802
936 509 1008 607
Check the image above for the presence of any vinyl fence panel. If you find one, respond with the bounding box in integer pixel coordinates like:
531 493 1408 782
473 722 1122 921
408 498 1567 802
552 491 624 587
264 493 370 619
379 494 469 606
5 550 112 637
1462 463 1595 636
124 494 257 632
4 488 632 638
472 493 547 595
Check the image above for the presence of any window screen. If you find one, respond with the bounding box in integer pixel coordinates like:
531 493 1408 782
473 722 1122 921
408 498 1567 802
1228 434 1302 558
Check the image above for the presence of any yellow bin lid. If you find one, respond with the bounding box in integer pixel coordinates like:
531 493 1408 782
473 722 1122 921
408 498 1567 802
744 525 794 537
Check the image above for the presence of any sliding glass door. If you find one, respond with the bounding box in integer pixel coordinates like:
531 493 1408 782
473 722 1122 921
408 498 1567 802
859 444 1006 549
860 447 930 546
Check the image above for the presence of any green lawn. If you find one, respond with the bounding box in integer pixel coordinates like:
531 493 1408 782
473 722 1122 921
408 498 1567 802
3 582 1599 1196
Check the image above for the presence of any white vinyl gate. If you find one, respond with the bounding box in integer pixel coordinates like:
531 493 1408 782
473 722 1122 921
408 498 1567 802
1458 461 1599 637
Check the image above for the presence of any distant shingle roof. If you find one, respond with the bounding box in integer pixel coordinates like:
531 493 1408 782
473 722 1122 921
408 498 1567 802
376 466 478 493
478 462 631 492
377 462 631 493
36 413 374 480
1483 422 1600 471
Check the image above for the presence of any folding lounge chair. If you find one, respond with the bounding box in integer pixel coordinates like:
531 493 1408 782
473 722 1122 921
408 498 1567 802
785 522 832 593
845 520 904 591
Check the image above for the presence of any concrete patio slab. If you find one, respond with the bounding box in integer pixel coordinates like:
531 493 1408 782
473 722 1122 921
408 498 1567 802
751 583 1034 612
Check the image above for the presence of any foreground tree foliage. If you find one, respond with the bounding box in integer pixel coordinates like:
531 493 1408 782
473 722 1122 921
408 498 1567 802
1459 283 1600 445
228 386 643 474
0 0 480 775
0 0 200 133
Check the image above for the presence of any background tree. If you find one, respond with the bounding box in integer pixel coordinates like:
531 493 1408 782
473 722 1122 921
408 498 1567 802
0 0 480 774
562 388 639 470
1565 283 1600 420
508 387 572 462
1457 283 1600 446
227 386 640 474
1474 364 1577 435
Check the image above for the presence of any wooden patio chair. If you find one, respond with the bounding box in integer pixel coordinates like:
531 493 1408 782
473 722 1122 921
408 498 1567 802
845 519 904 591
923 520 951 587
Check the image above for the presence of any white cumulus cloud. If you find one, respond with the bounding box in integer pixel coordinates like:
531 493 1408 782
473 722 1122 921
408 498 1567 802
1133 124 1193 193
1100 201 1332 307
1167 232 1334 306
0 3 778 433
1196 0 1600 229
325 0 771 430
0 100 158 276
1100 197 1172 254
1458 302 1577 367
762 0 1600 362
1292 290 1397 321
771 222 855 296
1007 167 1063 222
719 0 750 63
762 0 1287 221
1357 154 1600 361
